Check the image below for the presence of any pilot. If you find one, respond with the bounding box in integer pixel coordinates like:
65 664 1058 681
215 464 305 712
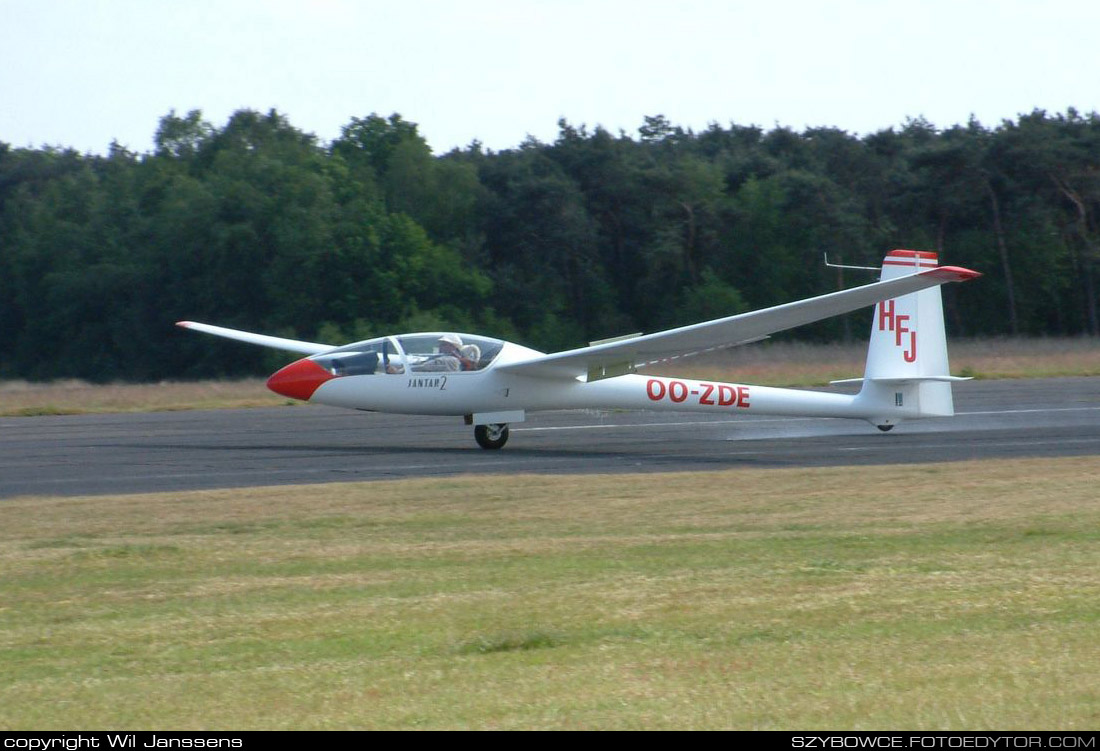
459 343 481 371
410 333 464 372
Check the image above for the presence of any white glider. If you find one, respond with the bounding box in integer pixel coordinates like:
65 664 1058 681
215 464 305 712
179 250 980 448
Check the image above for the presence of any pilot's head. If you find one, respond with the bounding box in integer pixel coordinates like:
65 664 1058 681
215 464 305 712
438 333 463 354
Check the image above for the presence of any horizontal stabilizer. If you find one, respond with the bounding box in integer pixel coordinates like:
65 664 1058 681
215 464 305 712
831 376 973 386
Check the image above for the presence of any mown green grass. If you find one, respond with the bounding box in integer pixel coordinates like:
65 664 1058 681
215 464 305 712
1 458 1098 729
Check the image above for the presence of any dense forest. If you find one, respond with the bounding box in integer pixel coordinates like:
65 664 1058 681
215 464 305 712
1 107 1098 381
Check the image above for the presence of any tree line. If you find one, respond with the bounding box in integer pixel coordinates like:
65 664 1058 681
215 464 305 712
1 107 1098 381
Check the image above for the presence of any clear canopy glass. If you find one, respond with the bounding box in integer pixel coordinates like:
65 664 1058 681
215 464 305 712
310 333 504 376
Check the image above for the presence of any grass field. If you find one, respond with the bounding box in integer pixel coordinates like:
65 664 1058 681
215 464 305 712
2 457 1098 729
2 336 1098 416
0 378 289 416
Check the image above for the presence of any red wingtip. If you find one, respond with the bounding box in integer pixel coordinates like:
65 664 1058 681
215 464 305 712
928 265 983 282
266 358 335 401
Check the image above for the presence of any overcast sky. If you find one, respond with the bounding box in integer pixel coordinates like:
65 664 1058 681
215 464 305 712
3 0 1098 155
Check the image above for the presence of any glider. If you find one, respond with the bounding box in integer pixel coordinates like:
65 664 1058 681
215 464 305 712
178 250 980 449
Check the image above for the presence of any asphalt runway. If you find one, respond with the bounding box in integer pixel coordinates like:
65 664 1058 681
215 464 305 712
1 377 1098 498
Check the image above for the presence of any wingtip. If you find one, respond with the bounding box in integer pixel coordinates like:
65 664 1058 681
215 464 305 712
176 321 193 329
928 266 982 282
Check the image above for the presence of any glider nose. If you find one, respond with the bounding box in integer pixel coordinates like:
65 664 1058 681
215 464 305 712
266 358 335 401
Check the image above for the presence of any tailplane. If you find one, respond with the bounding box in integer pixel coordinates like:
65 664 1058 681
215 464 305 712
841 250 974 430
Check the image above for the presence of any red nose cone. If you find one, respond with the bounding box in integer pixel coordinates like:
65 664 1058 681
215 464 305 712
266 359 335 401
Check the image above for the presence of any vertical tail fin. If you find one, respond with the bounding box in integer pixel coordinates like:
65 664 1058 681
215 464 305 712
856 250 968 427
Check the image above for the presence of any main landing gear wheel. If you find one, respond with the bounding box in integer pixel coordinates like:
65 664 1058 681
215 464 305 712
474 423 509 449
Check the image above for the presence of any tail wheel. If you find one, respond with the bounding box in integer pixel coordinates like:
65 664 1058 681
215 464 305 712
474 423 509 450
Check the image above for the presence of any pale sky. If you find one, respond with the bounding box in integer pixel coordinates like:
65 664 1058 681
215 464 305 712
2 0 1098 155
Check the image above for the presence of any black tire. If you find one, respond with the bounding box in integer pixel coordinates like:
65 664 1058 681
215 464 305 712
474 423 509 449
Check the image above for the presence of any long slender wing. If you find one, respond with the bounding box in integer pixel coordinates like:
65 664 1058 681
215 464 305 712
176 321 335 355
495 266 980 380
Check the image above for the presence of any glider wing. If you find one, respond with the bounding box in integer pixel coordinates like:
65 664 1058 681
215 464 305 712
494 266 979 381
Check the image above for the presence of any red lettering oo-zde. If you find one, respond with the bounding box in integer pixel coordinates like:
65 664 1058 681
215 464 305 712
646 379 750 408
